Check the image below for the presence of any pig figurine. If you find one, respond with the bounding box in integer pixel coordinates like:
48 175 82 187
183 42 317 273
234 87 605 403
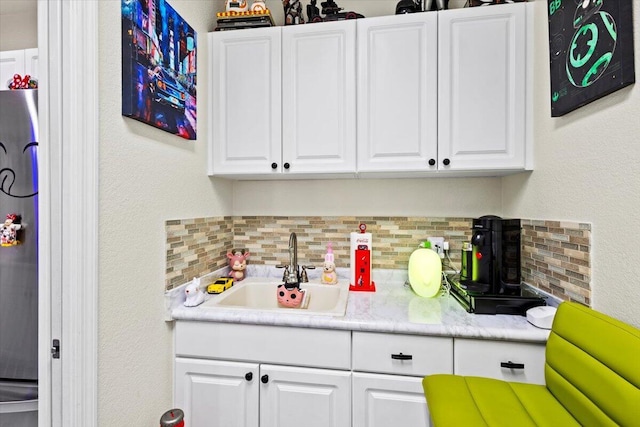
227 249 250 281
277 284 307 308
184 277 205 307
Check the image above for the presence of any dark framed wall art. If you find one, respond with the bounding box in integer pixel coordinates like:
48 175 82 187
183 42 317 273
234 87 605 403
547 0 635 117
122 0 197 139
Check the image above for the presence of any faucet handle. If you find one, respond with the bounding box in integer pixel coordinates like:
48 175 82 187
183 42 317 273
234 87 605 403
300 265 316 283
277 265 290 282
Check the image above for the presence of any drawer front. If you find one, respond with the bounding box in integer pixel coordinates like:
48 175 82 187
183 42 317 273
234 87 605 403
352 332 453 376
454 338 546 385
175 321 351 370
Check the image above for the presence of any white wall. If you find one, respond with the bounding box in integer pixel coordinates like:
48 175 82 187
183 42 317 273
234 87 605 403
98 1 232 424
0 1 37 50
502 0 640 327
233 177 502 216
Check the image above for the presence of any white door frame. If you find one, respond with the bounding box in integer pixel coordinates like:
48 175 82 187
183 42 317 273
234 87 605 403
37 1 99 426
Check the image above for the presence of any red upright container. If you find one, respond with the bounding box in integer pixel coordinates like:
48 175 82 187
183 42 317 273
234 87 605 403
160 409 184 427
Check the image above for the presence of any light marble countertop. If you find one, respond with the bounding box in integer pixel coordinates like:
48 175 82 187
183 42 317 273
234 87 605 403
167 266 553 343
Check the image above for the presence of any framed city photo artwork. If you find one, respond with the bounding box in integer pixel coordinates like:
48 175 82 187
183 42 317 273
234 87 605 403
121 0 197 139
547 0 635 117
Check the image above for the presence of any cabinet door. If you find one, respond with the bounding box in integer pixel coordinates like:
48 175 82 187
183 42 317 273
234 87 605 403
357 14 438 175
209 28 282 176
260 364 351 427
454 338 546 385
282 21 356 175
175 357 259 427
24 48 39 80
438 3 526 171
0 50 26 91
353 372 429 427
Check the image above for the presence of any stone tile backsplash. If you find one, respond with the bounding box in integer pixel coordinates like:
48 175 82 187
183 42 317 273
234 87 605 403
165 216 592 305
166 217 233 289
521 220 591 306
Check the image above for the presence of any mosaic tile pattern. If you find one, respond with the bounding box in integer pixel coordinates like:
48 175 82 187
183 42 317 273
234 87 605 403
165 217 592 306
165 217 233 289
521 220 591 305
233 216 473 272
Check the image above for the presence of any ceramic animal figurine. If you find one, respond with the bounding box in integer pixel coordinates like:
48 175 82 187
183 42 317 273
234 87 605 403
227 249 250 281
1 214 23 247
321 242 338 285
184 277 205 307
277 284 307 308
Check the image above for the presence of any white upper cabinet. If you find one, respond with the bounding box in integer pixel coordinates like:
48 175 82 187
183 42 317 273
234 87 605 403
0 50 25 90
282 21 357 176
24 48 39 79
438 3 527 171
209 21 356 178
208 28 282 176
357 13 438 175
0 49 38 91
208 3 531 178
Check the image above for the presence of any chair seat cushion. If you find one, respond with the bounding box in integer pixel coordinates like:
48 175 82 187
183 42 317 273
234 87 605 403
423 375 580 427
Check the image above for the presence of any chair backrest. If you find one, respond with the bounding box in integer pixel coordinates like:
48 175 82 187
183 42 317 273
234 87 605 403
545 302 640 426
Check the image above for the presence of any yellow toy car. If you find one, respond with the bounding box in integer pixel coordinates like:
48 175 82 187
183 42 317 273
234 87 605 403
207 277 234 294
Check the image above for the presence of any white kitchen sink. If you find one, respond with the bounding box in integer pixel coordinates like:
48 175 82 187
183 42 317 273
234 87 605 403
203 279 349 316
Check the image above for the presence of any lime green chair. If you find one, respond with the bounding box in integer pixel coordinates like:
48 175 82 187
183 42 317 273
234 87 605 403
422 302 640 426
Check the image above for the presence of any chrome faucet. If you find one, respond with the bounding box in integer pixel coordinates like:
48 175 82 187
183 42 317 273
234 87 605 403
285 232 299 286
278 232 315 287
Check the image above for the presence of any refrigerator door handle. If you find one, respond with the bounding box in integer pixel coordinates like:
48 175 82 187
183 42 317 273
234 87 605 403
51 339 60 359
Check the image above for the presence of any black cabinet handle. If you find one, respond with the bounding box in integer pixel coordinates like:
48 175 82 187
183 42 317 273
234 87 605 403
443 158 450 166
391 353 413 361
261 374 269 383
428 159 436 166
284 162 290 170
500 361 525 369
245 372 253 381
271 162 278 169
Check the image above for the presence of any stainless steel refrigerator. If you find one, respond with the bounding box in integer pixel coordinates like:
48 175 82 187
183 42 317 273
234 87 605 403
0 89 38 427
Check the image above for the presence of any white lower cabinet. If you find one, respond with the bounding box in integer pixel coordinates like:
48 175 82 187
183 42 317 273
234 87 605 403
261 364 351 427
175 359 350 427
175 322 352 427
174 323 546 426
175 358 259 427
353 373 428 427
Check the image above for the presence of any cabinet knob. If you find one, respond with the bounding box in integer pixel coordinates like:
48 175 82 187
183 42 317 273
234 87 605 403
261 374 269 384
271 162 278 169
284 162 290 170
245 372 253 381
443 158 451 166
428 159 436 166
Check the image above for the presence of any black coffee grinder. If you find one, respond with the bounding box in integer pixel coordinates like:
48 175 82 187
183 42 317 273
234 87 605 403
454 215 546 315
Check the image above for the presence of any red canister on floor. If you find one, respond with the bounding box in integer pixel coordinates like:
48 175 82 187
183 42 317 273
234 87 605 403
160 409 184 427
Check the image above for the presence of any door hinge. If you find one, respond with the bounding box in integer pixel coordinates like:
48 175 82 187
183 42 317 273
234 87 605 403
51 339 60 359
